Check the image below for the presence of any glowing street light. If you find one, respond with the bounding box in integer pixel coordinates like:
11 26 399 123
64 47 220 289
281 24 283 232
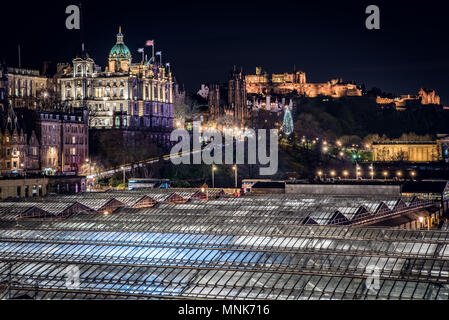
233 165 238 188
419 216 424 229
86 158 92 192
339 151 344 157
121 166 126 189
212 165 217 188
330 170 336 177
317 170 323 179
396 171 403 178
343 170 349 178
322 146 328 152
410 171 416 179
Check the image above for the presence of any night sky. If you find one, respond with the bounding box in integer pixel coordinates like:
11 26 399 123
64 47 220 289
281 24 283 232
3 0 449 104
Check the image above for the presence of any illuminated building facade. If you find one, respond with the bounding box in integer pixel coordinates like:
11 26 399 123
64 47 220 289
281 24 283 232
36 111 88 175
0 108 40 174
0 107 88 175
58 28 174 134
372 141 440 162
376 88 441 110
246 67 362 97
6 67 48 109
208 70 250 125
0 63 7 111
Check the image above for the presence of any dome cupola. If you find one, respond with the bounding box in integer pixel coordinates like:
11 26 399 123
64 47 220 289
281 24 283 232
108 26 132 72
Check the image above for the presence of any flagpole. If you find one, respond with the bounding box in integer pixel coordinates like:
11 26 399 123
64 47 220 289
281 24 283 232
152 44 154 64
18 45 21 68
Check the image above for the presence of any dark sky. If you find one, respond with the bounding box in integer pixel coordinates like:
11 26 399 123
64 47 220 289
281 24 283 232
3 0 449 104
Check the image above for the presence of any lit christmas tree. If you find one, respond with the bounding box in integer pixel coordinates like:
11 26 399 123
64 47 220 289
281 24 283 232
282 106 294 136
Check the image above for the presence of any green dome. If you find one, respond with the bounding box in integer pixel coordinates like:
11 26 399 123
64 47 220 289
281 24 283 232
109 42 131 58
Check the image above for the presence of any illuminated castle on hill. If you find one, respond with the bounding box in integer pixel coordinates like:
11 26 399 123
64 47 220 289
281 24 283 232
245 67 362 98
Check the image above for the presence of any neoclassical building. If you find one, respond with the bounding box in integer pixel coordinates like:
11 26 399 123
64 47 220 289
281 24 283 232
58 27 173 133
372 142 440 162
5 67 48 109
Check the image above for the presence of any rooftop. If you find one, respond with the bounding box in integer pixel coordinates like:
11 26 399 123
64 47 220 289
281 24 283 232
0 189 444 300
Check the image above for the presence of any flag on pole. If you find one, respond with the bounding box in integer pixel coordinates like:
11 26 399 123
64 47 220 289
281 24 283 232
137 48 144 53
155 51 161 55
145 40 154 46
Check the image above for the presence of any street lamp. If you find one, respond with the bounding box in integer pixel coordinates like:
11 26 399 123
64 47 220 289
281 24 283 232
343 170 349 178
86 158 92 192
121 166 126 190
383 171 388 181
396 171 402 179
330 170 336 178
410 171 416 180
233 165 238 189
317 170 323 180
212 165 216 188
356 165 361 179
201 187 208 200
419 216 424 229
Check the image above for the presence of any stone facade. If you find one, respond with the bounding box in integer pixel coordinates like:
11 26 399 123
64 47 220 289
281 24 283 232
246 67 362 98
376 88 441 110
0 108 40 174
58 28 173 139
6 67 48 109
208 71 250 126
0 108 88 175
36 111 89 174
373 142 440 162
0 63 7 111
0 177 49 199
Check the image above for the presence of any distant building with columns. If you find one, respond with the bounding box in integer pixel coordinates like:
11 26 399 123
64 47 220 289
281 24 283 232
373 141 440 162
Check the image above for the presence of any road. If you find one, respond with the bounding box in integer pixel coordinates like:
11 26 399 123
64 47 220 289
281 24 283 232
87 146 205 180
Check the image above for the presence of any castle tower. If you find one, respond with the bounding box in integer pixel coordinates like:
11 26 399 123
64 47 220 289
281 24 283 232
228 70 247 124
